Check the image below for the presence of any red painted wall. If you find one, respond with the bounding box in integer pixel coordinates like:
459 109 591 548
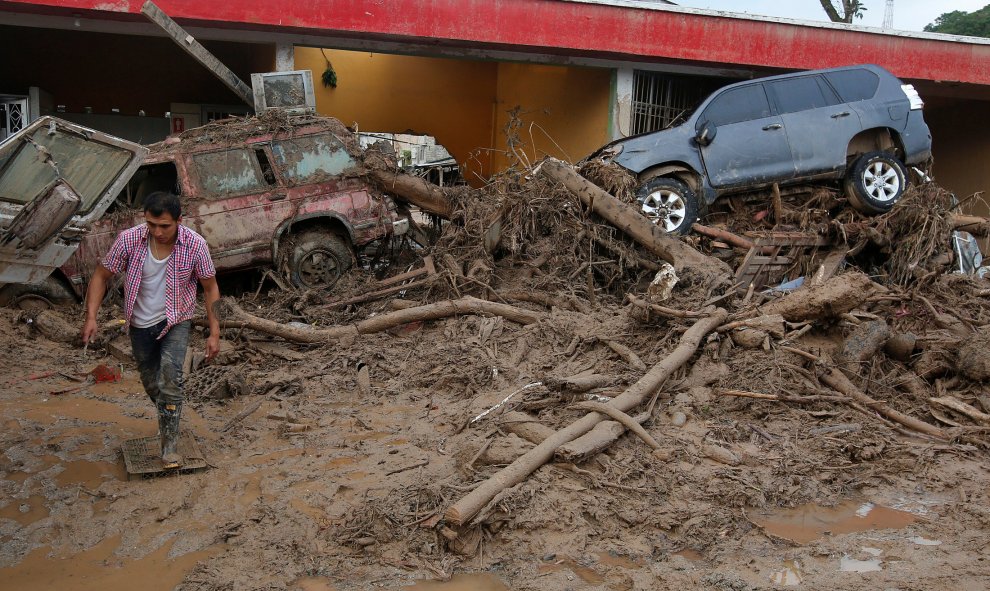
3 0 990 86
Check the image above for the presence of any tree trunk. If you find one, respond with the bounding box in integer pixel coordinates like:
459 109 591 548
539 158 732 284
221 296 542 343
368 169 454 219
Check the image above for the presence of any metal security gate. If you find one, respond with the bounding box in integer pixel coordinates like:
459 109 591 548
0 98 28 141
631 71 725 135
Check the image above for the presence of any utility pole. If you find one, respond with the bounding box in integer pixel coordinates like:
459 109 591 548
882 0 895 29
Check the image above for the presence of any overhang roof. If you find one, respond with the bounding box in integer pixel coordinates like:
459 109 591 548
2 0 989 87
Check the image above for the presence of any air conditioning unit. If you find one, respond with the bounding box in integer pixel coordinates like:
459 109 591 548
250 70 317 115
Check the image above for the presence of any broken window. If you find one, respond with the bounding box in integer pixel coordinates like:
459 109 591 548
270 134 356 184
0 124 132 213
189 149 271 199
114 162 179 211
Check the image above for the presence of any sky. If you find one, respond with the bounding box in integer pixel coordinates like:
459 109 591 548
672 1 988 32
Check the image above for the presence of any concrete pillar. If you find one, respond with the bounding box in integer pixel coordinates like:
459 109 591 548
275 43 295 72
610 67 634 140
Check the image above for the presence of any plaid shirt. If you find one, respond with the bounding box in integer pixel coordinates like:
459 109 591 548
102 223 216 338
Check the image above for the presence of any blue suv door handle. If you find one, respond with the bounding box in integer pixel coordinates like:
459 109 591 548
762 123 783 131
831 111 851 118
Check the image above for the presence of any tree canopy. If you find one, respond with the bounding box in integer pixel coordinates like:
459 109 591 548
818 0 866 23
924 5 990 37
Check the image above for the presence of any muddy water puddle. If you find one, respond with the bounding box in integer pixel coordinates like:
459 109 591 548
673 549 703 561
538 557 604 584
0 494 49 526
595 551 643 569
396 573 511 590
54 459 125 489
0 534 217 590
751 500 917 544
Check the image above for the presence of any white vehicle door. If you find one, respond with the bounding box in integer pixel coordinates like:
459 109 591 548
0 117 147 285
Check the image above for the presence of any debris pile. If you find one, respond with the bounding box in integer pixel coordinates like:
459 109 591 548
5 115 990 590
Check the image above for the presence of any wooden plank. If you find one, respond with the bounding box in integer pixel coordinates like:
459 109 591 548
141 1 254 107
749 256 793 266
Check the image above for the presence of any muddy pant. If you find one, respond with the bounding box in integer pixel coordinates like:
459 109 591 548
130 320 190 406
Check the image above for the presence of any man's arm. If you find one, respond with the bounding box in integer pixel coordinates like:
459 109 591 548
81 265 115 344
199 275 221 360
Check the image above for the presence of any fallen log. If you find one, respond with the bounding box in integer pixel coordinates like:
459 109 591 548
221 296 542 344
604 339 647 371
626 294 705 318
691 223 756 250
816 357 948 440
570 401 661 450
839 320 891 372
951 214 990 237
500 290 591 314
555 420 629 463
544 374 616 393
930 397 990 426
368 169 454 219
444 308 727 526
759 270 878 323
539 158 732 282
500 411 556 445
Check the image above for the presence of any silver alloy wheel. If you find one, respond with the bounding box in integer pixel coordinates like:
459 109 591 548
298 248 343 288
863 160 902 203
641 189 687 233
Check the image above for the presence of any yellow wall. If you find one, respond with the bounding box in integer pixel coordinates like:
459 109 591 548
294 48 498 180
493 63 612 171
294 48 613 180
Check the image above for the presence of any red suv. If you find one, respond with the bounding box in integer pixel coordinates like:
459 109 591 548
0 116 406 305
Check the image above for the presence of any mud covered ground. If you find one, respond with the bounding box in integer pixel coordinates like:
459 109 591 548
2 116 990 589
1 272 989 590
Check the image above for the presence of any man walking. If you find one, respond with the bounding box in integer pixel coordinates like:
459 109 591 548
81 191 220 469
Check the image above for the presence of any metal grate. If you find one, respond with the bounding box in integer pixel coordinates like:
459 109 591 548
122 433 207 478
631 71 723 135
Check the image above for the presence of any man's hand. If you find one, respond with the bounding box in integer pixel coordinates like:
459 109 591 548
199 274 222 362
82 265 115 344
205 333 220 361
81 317 98 344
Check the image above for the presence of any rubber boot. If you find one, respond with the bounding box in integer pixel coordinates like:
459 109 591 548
157 401 182 469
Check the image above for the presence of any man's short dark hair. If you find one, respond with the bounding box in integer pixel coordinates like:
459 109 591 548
144 191 181 221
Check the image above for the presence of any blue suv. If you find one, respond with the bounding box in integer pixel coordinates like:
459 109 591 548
593 64 932 233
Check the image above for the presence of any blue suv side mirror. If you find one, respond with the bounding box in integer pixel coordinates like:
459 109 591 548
696 120 717 146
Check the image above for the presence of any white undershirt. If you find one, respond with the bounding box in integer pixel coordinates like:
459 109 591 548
131 241 170 328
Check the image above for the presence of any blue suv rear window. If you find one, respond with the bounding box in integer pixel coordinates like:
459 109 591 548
824 69 880 102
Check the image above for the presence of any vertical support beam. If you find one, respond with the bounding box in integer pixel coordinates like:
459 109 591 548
611 67 634 140
140 0 255 107
275 43 295 72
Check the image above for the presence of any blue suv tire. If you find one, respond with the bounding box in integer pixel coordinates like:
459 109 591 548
844 151 908 214
635 177 699 235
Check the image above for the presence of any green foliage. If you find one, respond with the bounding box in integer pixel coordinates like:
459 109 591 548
924 5 990 37
321 65 338 89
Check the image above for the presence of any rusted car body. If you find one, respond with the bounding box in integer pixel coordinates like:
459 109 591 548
0 117 147 290
59 117 403 295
